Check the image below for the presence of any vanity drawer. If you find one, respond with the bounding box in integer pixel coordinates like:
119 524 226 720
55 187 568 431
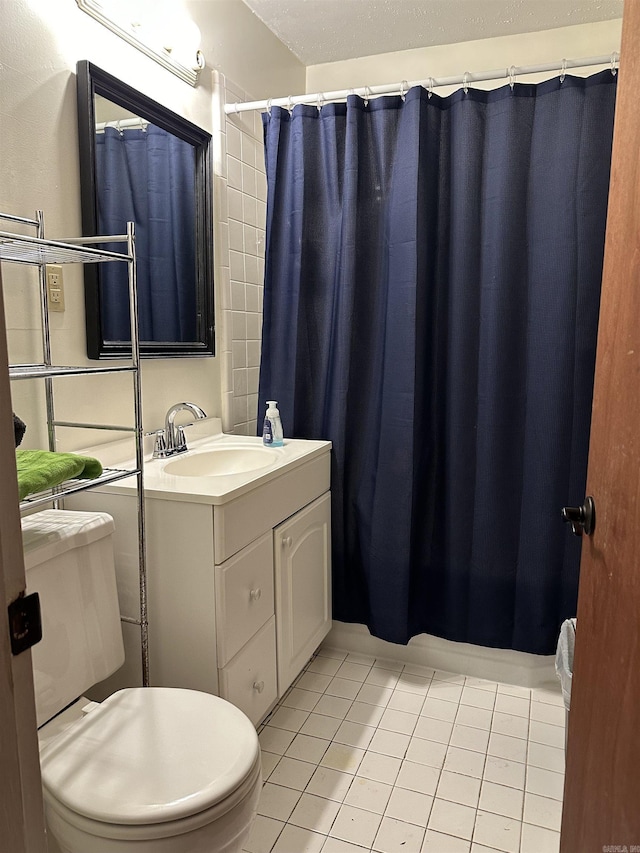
215 532 274 666
219 616 277 726
214 451 331 562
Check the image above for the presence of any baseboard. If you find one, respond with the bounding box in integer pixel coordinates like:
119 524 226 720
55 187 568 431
324 621 558 689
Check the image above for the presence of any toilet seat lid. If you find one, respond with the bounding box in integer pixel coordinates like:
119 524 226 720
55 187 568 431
40 688 260 825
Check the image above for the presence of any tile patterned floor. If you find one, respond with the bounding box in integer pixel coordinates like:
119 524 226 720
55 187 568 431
244 646 566 853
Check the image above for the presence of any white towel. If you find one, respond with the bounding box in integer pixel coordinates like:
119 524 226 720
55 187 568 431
555 617 577 710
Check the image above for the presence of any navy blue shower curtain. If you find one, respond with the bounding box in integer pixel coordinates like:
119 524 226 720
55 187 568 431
259 71 617 655
95 124 197 342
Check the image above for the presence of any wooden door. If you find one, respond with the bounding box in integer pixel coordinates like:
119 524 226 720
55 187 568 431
560 0 640 847
274 492 332 695
0 269 47 852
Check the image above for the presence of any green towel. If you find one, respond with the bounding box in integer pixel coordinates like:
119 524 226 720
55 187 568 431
16 450 103 501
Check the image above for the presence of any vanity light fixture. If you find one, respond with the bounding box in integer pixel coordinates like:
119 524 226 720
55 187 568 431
76 0 205 87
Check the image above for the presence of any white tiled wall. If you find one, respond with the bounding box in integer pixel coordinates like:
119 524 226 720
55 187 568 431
213 70 267 436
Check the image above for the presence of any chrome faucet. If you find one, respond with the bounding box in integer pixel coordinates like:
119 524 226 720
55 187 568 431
151 402 207 458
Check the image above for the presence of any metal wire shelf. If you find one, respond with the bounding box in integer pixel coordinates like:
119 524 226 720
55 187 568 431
2 209 149 686
9 364 136 380
18 467 138 512
0 232 132 265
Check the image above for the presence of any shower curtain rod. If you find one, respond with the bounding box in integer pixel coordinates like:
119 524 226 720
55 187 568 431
224 52 619 114
95 117 149 132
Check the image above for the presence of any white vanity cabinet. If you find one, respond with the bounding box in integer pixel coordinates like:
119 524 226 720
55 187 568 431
212 490 331 721
69 443 332 726
209 449 331 723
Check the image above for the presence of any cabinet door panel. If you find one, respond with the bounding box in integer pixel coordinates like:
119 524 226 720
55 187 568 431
215 532 274 667
275 493 332 696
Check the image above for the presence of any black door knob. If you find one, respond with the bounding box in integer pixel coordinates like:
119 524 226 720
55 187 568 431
562 496 596 536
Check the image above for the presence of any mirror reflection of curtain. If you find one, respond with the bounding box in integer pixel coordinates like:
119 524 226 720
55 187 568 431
95 124 197 342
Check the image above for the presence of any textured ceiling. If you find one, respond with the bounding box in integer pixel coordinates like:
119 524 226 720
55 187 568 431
241 0 624 65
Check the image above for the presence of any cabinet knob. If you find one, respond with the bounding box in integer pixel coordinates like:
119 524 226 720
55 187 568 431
253 680 265 693
282 536 292 548
249 587 262 601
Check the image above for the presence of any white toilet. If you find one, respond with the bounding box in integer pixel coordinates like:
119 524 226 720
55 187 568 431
22 509 262 853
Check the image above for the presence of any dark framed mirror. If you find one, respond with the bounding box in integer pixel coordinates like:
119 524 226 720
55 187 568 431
76 60 214 358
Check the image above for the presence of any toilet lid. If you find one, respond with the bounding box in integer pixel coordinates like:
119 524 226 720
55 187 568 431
40 688 260 825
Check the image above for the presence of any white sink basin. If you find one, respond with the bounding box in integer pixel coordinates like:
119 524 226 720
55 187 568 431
78 418 331 504
162 446 279 477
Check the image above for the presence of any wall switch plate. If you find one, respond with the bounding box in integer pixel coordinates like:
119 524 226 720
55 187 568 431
46 264 65 312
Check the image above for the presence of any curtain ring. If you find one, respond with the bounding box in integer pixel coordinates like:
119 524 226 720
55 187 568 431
427 77 435 98
611 51 619 76
560 58 567 83
463 71 470 95
266 98 272 116
508 65 517 91
316 92 324 112
399 80 408 102
364 85 371 107
287 95 294 113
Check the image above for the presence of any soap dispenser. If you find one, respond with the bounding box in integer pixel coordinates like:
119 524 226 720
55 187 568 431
262 401 284 447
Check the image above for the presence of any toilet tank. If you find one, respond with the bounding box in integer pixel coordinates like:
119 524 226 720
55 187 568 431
21 509 125 727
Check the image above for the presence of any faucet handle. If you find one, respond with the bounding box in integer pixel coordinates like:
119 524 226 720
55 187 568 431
174 425 187 453
146 429 169 459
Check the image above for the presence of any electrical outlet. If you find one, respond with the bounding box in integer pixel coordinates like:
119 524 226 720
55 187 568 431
45 264 65 312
